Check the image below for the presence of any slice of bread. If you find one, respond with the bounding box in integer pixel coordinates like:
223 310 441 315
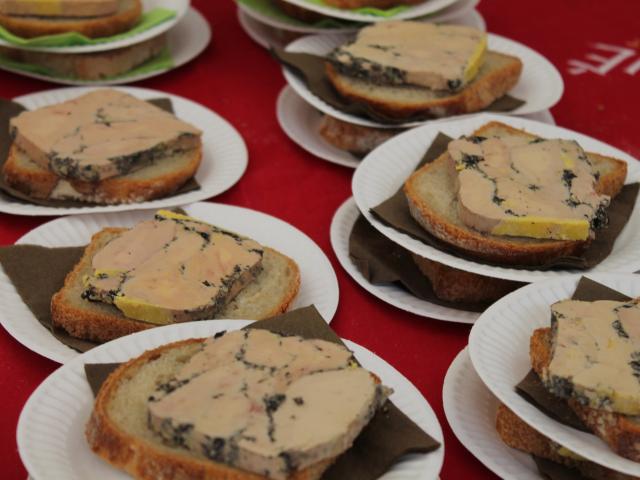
531 328 640 462
2 142 201 204
0 0 141 38
318 114 401 156
323 0 424 7
51 229 301 343
325 51 523 120
496 403 633 480
411 254 522 303
0 34 165 80
86 337 334 480
273 0 325 23
404 122 628 265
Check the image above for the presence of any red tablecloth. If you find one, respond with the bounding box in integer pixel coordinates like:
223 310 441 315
1 1 639 478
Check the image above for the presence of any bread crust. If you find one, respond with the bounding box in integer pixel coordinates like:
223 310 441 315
403 121 628 265
0 0 142 38
325 51 523 120
318 114 400 156
51 229 301 343
86 338 335 480
323 0 424 7
2 143 202 204
411 254 521 303
531 328 640 462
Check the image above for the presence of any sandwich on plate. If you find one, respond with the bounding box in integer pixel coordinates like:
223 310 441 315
0 34 167 80
51 210 301 342
0 0 142 38
401 121 628 304
87 328 392 479
319 114 401 157
3 89 203 205
497 296 640 477
325 21 522 120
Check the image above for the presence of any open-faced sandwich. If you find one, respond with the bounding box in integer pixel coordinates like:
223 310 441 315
2 89 203 204
405 121 628 265
0 0 142 38
0 34 167 80
496 296 640 476
325 21 522 120
87 328 392 480
51 210 301 342
319 114 401 157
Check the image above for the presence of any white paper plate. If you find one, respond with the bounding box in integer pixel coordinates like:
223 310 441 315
18 319 445 480
0 202 339 363
352 113 640 283
0 8 211 86
278 0 457 22
443 347 543 479
0 0 190 54
468 273 640 477
276 86 556 169
241 6 484 51
331 196 478 323
0 86 247 216
283 32 564 128
238 0 483 39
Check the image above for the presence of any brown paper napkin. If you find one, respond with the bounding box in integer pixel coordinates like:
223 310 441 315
0 244 98 352
532 455 590 480
0 97 200 208
84 306 441 480
349 213 490 312
515 277 635 479
271 49 526 125
370 133 640 271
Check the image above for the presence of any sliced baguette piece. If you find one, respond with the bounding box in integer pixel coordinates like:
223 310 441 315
496 403 634 480
0 34 166 80
318 114 401 156
325 51 523 120
2 142 201 204
0 0 141 38
531 328 640 462
51 229 301 343
411 254 522 303
86 338 334 480
404 121 628 265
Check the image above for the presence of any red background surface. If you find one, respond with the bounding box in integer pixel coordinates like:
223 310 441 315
1 1 639 478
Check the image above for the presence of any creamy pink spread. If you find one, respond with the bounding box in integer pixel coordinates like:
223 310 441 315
10 89 202 182
148 329 390 479
84 211 263 324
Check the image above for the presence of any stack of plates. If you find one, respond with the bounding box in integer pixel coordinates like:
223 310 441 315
443 274 640 478
0 0 211 85
237 0 485 50
265 3 565 170
330 113 640 323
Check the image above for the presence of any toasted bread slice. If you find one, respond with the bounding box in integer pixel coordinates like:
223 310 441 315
51 229 301 343
323 0 424 7
2 143 201 204
325 51 523 120
86 337 334 480
531 328 640 462
0 34 165 80
404 122 628 265
496 403 633 480
411 254 522 303
0 0 141 38
318 114 401 156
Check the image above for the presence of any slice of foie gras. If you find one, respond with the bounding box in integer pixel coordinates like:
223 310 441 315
10 89 202 182
0 0 119 17
83 210 263 325
448 135 610 241
148 329 391 480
